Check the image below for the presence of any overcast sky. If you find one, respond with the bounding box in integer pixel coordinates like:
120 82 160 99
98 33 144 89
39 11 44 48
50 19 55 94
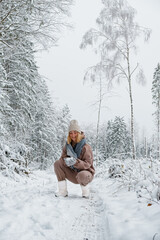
36 0 160 138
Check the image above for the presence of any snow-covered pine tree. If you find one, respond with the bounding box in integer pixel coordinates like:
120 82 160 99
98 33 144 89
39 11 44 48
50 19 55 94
1 41 38 142
152 63 160 160
97 122 111 161
30 79 61 169
0 40 58 170
0 0 73 174
98 121 113 160
82 123 97 151
0 63 9 157
56 104 71 149
111 116 131 158
100 117 131 159
80 0 151 160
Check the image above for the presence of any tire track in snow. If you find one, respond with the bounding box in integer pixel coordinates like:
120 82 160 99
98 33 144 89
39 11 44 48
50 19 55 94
70 189 110 240
0 171 110 240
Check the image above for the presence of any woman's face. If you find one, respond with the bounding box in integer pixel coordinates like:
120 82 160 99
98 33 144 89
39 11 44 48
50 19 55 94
69 131 78 142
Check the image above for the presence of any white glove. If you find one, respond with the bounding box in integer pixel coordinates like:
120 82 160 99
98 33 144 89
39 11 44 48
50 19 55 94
64 157 76 167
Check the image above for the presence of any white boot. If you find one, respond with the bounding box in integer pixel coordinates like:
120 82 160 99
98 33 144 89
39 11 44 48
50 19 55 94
55 180 68 197
81 184 90 198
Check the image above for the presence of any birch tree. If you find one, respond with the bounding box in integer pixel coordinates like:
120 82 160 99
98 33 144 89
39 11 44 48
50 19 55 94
152 63 160 160
83 63 107 164
80 0 151 159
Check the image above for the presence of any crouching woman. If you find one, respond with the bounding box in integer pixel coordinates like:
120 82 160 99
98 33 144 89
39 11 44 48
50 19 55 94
54 120 95 198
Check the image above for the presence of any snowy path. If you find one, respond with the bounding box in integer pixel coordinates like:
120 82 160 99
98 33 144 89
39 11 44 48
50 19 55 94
0 170 110 240
1 169 160 240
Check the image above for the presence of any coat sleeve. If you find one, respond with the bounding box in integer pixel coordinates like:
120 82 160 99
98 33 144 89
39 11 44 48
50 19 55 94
61 146 67 159
73 145 93 170
60 146 69 167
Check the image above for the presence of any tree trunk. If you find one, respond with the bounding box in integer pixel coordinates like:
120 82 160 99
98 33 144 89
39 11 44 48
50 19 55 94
126 46 136 160
157 95 160 160
144 137 148 158
95 76 102 165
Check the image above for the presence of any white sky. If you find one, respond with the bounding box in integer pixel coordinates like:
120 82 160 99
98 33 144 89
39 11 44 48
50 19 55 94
36 0 160 138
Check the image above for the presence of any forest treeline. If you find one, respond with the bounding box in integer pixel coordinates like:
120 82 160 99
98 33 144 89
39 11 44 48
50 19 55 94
0 0 160 178
0 0 73 175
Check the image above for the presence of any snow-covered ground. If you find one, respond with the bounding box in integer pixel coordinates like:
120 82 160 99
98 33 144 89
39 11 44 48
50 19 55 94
0 168 160 240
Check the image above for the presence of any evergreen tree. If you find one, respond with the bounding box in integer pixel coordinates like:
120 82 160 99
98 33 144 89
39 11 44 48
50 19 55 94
0 63 8 142
0 0 73 173
111 116 131 158
57 104 71 149
82 123 97 151
152 63 160 159
100 117 131 159
0 41 38 141
99 121 113 159
30 79 60 169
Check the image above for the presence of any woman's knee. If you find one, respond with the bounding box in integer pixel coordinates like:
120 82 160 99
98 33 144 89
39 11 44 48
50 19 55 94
54 159 61 171
76 171 93 186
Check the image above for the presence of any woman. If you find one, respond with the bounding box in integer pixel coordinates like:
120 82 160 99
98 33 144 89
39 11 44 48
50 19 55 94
54 119 95 198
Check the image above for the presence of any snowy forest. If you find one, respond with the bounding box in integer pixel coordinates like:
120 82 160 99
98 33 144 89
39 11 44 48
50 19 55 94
1 0 160 240
0 0 73 174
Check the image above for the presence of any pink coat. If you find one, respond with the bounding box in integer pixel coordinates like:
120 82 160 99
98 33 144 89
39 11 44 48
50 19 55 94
60 143 95 176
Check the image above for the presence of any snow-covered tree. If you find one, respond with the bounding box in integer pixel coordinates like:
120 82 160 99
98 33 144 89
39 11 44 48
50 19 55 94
80 0 151 159
0 0 73 50
81 123 97 151
83 63 108 164
98 121 112 160
100 117 131 159
1 41 38 140
152 63 160 160
56 104 71 149
29 80 60 169
0 0 73 173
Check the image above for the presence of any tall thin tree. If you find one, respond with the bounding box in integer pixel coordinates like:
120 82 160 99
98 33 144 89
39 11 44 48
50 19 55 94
80 0 151 159
152 63 160 160
83 62 110 164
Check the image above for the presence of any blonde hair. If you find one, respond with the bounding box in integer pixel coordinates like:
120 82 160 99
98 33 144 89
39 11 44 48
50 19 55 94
67 132 83 144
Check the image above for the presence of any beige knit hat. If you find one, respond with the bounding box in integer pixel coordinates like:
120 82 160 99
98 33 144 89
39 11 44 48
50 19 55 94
68 120 81 133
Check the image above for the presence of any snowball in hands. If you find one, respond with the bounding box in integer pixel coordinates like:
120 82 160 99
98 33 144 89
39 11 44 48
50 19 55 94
64 157 76 167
